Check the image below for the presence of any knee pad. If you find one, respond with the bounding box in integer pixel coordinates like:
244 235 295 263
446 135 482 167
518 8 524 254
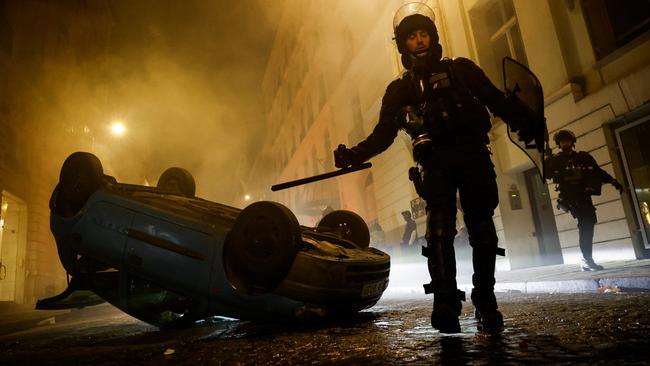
467 216 505 257
466 216 498 246
425 210 456 245
422 213 456 259
425 225 456 246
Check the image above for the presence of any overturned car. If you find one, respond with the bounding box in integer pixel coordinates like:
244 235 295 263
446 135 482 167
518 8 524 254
37 152 390 328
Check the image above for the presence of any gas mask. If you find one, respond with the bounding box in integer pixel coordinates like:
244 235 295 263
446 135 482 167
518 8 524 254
397 105 432 162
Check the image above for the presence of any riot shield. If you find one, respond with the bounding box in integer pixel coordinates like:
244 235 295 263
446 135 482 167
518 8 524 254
502 57 549 180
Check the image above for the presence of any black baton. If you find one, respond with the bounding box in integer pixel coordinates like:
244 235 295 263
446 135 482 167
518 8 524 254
271 162 372 191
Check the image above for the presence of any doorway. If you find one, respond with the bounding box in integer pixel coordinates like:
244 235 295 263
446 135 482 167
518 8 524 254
616 115 650 249
0 191 28 303
524 168 563 265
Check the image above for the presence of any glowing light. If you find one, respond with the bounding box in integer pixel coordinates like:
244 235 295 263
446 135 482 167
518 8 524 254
1 203 7 211
110 121 126 136
244 195 251 201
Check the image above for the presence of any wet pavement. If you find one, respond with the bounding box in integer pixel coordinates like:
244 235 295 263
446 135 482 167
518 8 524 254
1 292 649 365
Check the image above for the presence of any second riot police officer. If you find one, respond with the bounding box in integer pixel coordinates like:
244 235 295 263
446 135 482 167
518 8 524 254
545 129 624 271
333 3 536 333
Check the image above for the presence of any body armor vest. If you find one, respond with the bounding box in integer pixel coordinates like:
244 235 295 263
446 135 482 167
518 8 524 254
398 59 491 162
551 152 603 197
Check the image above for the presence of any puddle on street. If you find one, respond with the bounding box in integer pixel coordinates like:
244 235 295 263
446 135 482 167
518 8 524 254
373 320 403 328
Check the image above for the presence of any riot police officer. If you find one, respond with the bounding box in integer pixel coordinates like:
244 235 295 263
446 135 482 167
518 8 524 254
545 129 623 271
333 3 535 333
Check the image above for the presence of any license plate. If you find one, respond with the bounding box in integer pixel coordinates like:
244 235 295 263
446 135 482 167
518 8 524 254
361 280 386 298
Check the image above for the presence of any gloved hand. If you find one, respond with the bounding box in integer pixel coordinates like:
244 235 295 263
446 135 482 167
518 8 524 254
506 117 535 145
333 144 360 169
612 180 624 194
514 118 538 145
504 93 538 146
518 129 536 145
507 119 521 134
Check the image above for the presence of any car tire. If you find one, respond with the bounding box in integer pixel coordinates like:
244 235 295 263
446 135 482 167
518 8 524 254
54 152 104 217
224 201 301 294
317 210 370 249
157 167 196 197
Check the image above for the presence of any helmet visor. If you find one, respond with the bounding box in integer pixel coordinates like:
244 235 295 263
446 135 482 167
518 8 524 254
393 2 436 31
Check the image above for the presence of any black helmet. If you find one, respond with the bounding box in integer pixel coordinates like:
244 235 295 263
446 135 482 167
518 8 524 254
553 129 576 146
393 3 442 68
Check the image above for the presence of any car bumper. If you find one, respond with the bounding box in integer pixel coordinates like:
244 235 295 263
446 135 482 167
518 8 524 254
274 249 390 310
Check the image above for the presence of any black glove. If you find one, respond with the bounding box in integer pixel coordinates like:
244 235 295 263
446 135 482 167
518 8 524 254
507 119 521 134
612 180 624 194
333 144 360 169
504 94 537 145
516 120 537 145
519 132 535 145
504 115 534 144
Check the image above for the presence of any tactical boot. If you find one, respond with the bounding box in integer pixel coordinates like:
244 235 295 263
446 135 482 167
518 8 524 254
431 301 461 333
474 308 504 334
471 288 503 334
581 258 604 271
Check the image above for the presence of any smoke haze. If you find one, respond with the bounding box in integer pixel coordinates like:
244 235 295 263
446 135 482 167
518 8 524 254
7 0 283 206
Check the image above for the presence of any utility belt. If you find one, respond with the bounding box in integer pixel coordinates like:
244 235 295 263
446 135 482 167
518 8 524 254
422 133 487 147
409 135 489 199
412 133 488 163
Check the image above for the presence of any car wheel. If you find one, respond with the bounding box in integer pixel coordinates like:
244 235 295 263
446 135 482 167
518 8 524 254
157 167 196 197
317 210 370 249
224 201 301 294
54 152 104 217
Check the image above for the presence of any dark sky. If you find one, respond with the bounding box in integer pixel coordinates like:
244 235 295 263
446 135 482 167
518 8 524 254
89 1 283 204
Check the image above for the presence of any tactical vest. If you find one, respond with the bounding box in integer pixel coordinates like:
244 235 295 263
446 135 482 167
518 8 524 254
403 59 491 145
551 152 603 196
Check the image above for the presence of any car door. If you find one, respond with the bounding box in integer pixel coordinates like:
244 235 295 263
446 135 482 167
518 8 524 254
125 213 216 296
75 197 135 269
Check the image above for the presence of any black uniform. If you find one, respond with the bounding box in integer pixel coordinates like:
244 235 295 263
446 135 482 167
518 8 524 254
332 5 538 333
546 150 617 261
400 214 417 255
342 56 529 329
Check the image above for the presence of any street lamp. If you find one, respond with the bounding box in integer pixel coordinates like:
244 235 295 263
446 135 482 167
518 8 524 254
110 120 126 137
244 194 251 201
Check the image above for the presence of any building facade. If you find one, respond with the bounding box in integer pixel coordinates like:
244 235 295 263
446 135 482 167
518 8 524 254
0 0 115 304
250 0 650 268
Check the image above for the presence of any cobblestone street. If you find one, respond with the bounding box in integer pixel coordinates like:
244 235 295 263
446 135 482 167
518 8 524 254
1 292 648 365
